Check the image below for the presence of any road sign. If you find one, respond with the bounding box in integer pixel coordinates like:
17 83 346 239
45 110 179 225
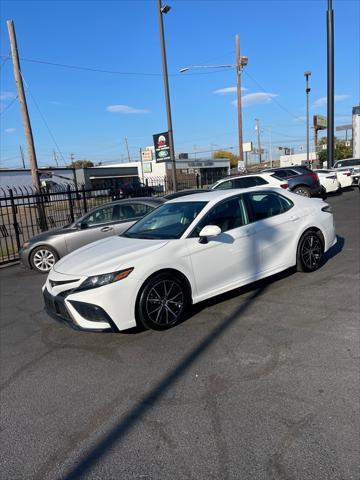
153 132 171 163
243 142 253 153
314 115 327 129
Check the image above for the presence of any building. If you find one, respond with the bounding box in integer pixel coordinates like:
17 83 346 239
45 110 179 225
279 152 317 168
0 167 76 192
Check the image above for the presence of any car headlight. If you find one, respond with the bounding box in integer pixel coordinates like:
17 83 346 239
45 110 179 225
78 268 134 291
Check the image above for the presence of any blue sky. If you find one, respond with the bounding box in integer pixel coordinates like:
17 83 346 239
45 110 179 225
0 0 359 168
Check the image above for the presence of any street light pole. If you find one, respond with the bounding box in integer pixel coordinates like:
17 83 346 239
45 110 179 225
304 71 311 165
327 0 335 169
157 0 177 191
255 118 262 164
236 34 244 166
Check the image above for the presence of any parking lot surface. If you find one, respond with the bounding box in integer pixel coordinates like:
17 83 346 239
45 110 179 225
1 189 359 480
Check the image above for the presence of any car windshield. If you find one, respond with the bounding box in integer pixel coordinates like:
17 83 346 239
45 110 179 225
123 201 207 239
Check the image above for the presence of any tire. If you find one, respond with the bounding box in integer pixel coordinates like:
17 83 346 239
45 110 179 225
293 186 311 197
296 230 324 272
30 245 59 273
136 273 189 330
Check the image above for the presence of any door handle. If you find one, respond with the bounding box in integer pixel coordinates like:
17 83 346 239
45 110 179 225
100 226 113 232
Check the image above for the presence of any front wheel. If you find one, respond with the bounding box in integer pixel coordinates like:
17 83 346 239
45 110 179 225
30 245 59 273
293 186 311 197
137 273 188 330
296 231 324 272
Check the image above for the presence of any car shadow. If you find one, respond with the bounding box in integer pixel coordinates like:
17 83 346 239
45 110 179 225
321 234 344 265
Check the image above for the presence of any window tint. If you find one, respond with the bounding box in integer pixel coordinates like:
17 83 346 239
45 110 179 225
191 196 248 236
246 192 293 221
233 176 268 188
113 203 154 220
82 205 114 226
213 180 233 190
334 159 359 168
270 170 292 179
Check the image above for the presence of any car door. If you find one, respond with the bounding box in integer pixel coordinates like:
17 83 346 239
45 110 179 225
186 195 260 300
112 202 155 235
243 191 296 273
64 204 118 253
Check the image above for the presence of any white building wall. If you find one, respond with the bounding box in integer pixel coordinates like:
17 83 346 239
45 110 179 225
352 106 360 158
280 152 317 167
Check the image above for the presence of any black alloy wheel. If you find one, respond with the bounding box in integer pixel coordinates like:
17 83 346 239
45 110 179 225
137 273 188 330
297 231 324 272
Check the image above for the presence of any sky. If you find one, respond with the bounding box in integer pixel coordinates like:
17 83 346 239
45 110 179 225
0 0 359 168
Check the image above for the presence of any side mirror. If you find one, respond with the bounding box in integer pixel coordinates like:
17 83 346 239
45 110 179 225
79 222 88 230
198 225 221 244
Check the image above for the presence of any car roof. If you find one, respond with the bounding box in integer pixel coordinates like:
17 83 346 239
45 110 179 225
166 186 284 204
215 172 273 182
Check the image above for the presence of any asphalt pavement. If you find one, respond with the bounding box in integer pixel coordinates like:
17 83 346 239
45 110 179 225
0 189 359 480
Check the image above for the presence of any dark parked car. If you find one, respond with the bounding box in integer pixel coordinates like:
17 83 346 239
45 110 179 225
20 197 165 273
262 166 322 197
111 181 155 199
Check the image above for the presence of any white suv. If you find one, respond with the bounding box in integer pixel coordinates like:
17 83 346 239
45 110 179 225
333 158 360 186
211 173 289 191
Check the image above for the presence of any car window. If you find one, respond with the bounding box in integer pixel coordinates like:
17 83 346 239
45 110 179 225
213 180 233 190
233 176 268 188
246 192 293 222
113 203 154 220
82 205 114 226
270 170 290 179
191 196 248 237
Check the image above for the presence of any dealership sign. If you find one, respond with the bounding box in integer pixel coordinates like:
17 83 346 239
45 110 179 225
153 132 171 163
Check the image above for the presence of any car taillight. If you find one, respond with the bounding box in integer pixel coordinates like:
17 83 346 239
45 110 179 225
345 172 351 176
280 183 288 189
306 172 319 181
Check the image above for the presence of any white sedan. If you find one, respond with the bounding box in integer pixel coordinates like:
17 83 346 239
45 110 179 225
313 169 341 193
43 188 336 332
211 173 288 190
314 169 352 189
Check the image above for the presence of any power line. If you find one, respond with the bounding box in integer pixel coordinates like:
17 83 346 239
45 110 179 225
0 54 10 70
0 95 18 115
243 69 306 123
20 72 67 166
0 55 232 77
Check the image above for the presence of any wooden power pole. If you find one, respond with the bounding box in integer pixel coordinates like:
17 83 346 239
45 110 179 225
236 34 244 165
7 20 41 193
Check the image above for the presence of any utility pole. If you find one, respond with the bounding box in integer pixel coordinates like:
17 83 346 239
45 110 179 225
53 150 59 167
19 145 25 169
255 118 262 163
7 20 41 192
124 137 131 162
327 0 335 168
269 128 273 168
304 71 311 165
157 0 177 191
236 34 245 166
139 148 144 180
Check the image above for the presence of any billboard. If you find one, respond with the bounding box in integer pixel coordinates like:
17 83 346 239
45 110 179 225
314 115 327 129
243 141 253 153
153 132 171 163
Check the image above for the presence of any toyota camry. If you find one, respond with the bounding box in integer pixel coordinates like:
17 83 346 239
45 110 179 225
43 188 336 332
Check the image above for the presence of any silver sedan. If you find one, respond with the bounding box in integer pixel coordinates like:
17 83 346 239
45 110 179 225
20 197 165 273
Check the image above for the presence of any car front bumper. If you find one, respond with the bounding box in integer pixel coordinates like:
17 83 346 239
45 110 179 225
42 272 139 332
19 247 31 269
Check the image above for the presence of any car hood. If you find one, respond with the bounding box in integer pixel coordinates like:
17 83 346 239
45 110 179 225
53 235 169 276
28 225 72 243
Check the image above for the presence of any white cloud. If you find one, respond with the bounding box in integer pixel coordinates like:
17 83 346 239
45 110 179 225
0 91 16 101
214 86 248 95
5 128 16 133
232 92 277 108
106 104 150 114
313 94 349 108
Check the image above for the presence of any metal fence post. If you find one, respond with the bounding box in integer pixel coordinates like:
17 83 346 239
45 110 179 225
9 189 21 252
81 184 87 214
67 184 75 223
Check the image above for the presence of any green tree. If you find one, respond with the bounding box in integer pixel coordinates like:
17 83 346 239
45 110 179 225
69 160 94 169
318 137 352 165
213 150 238 168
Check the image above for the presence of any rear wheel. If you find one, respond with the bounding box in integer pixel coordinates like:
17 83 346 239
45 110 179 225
30 245 59 273
293 186 311 197
296 231 324 272
137 273 188 330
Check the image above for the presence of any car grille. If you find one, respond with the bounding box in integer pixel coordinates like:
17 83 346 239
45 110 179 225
43 289 72 321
